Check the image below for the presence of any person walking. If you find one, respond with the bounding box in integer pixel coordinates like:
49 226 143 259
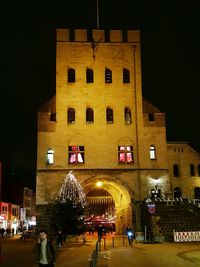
36 229 56 267
56 230 63 249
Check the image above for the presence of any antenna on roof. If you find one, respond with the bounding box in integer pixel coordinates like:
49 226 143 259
96 0 99 28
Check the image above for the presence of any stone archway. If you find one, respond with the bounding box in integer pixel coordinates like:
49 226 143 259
82 176 133 234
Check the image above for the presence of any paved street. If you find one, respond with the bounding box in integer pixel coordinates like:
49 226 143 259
106 242 200 267
1 233 200 267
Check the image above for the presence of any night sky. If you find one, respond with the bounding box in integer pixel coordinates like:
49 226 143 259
0 1 198 189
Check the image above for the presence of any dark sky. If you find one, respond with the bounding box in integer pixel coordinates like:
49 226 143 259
0 1 198 189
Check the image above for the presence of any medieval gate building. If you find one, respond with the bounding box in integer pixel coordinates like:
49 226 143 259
36 28 200 234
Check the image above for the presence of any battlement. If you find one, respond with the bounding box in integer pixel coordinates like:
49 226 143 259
56 29 140 43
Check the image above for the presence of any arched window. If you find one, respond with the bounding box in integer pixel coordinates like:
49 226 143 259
106 108 114 123
173 164 179 177
105 68 112 83
190 164 195 176
86 108 94 123
150 145 156 160
174 187 182 199
86 68 94 83
47 149 54 164
194 187 200 199
67 108 75 123
123 68 130 83
124 107 132 124
68 68 75 82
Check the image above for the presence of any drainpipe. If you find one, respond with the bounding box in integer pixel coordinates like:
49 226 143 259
132 45 142 231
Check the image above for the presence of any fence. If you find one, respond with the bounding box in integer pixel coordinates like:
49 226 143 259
174 230 200 242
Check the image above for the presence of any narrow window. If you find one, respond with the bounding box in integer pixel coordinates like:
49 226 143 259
122 30 128 42
190 164 195 176
105 30 110 42
198 164 200 177
194 187 200 199
149 113 155 122
118 146 133 163
105 68 112 83
174 187 182 198
123 68 130 83
106 108 114 123
50 113 56 121
124 107 132 124
86 108 94 123
69 29 75 41
173 164 179 177
86 68 94 83
87 30 93 42
68 68 75 83
68 108 75 123
150 145 156 160
47 149 54 164
69 146 84 164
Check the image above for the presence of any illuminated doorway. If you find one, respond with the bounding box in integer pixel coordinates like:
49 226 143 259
82 177 132 234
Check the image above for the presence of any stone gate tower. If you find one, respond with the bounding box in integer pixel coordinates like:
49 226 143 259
36 29 171 233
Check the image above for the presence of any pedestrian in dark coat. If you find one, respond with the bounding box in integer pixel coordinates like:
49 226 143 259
56 230 63 249
36 229 56 267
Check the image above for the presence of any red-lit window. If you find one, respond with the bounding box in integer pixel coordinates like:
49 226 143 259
118 146 133 163
69 146 84 164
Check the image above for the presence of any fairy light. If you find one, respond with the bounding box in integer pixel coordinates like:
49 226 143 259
56 170 87 208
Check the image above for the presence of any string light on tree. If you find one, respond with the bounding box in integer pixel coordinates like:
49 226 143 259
56 170 87 208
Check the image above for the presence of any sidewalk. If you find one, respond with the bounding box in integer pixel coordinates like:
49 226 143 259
57 234 200 267
56 233 109 267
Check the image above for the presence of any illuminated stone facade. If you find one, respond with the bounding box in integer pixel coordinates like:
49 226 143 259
36 29 200 233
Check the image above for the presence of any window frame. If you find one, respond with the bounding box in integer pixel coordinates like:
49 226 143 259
47 149 54 164
68 68 75 83
86 108 94 124
150 145 156 160
123 68 130 83
105 68 112 83
67 108 75 124
86 68 94 83
173 164 180 177
190 164 195 176
68 146 85 164
106 107 114 124
118 146 134 163
124 107 132 124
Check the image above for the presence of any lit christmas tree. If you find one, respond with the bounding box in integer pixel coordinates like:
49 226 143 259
56 170 87 208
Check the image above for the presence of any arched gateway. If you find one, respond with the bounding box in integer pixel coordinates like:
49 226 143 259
82 176 133 234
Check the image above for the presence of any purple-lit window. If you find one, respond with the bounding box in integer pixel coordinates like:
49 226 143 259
118 146 133 163
69 146 84 164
